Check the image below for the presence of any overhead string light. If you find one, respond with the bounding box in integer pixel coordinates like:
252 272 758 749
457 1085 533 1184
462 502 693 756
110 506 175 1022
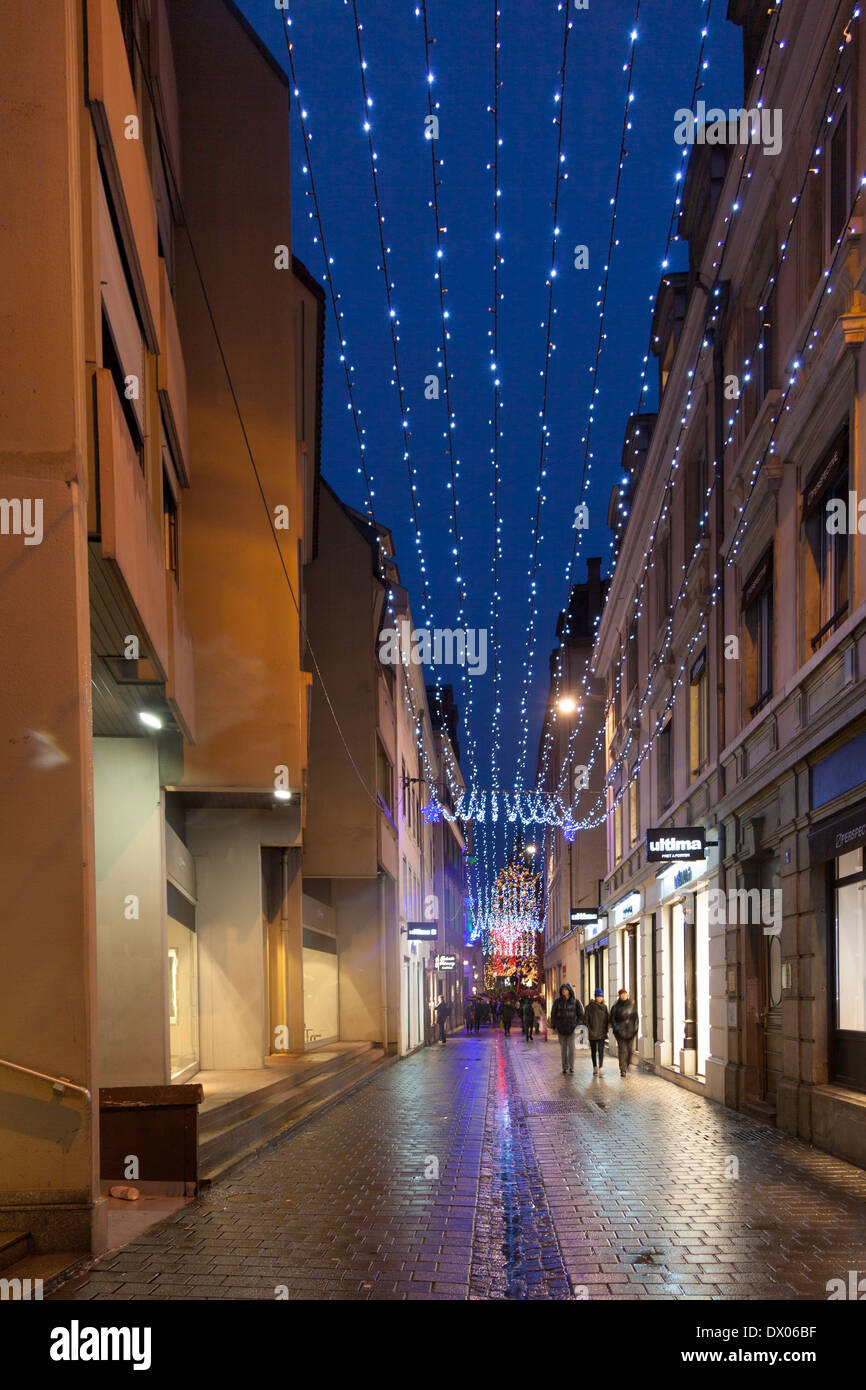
280 10 376 517
513 0 574 796
531 5 643 821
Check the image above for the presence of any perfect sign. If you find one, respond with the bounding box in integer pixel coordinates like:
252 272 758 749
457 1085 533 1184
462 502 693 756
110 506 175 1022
646 827 706 862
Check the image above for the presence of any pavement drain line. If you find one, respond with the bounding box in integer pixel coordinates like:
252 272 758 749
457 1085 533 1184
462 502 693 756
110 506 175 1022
470 1040 574 1300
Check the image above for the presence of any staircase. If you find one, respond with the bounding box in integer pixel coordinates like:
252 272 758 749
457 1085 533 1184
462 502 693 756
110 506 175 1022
198 1041 395 1186
0 1231 87 1299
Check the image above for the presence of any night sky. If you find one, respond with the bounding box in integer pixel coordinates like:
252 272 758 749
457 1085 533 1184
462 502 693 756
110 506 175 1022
236 0 742 825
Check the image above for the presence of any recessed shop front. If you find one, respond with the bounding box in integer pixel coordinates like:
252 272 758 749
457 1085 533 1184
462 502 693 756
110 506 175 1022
809 799 866 1094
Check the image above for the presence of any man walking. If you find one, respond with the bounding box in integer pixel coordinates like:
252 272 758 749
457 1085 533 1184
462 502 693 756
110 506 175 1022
520 995 535 1042
463 995 474 1035
500 997 515 1036
550 982 584 1074
610 986 639 1077
435 994 451 1044
584 988 610 1076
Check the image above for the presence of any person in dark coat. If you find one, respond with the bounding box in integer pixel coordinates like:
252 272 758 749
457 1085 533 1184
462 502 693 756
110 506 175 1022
463 996 474 1033
435 994 451 1044
584 988 610 1075
500 998 515 1036
610 987 639 1077
550 983 585 1074
520 995 535 1042
472 997 482 1033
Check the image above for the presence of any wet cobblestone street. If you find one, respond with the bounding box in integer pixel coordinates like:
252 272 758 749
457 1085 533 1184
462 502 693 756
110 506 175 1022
56 1031 866 1301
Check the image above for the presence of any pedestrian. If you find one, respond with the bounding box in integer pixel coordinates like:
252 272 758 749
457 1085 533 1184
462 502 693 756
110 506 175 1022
521 995 535 1042
472 997 482 1034
532 995 545 1038
435 994 451 1044
549 982 584 1075
489 998 499 1027
500 998 515 1037
463 996 474 1034
584 988 610 1075
610 986 639 1078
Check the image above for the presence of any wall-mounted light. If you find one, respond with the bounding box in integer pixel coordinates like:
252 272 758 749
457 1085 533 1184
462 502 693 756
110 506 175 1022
138 711 162 731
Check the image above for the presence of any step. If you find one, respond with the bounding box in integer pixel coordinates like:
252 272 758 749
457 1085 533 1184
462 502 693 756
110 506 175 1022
198 1042 374 1135
199 1048 386 1173
0 1250 89 1298
199 1051 397 1187
0 1231 30 1273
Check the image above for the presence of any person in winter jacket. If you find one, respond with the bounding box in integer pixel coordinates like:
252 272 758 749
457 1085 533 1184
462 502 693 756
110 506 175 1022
584 989 610 1075
521 995 535 1042
549 983 585 1074
531 997 545 1037
463 997 475 1033
435 995 451 1044
500 999 515 1036
610 987 639 1077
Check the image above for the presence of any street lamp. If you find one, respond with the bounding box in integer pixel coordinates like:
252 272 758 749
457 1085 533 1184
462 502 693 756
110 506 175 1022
525 843 537 856
556 695 579 715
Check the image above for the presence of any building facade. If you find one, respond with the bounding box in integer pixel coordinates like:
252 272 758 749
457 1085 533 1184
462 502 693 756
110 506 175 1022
0 0 321 1254
594 0 866 1166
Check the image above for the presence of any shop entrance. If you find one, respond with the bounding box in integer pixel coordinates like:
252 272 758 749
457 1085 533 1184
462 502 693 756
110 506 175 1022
743 858 782 1108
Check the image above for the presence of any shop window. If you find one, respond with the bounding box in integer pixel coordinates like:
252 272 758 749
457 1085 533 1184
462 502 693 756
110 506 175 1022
742 547 774 717
803 429 849 654
829 848 866 1092
689 649 708 777
658 718 673 813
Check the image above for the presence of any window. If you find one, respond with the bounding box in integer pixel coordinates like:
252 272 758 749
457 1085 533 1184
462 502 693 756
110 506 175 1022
629 767 639 845
689 649 708 775
756 287 774 403
656 534 671 623
685 454 709 557
163 467 178 580
627 614 639 696
102 308 144 467
803 430 849 653
742 548 774 715
376 739 393 817
658 718 672 812
829 106 849 248
614 799 623 865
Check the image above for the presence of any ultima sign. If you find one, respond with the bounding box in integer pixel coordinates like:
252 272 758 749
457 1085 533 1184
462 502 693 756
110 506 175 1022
646 828 706 862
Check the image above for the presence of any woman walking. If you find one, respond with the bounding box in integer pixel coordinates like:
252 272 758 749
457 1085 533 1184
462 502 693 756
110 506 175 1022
584 988 610 1076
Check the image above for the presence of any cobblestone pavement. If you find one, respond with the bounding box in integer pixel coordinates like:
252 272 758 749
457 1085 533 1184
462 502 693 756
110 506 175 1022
54 1031 866 1300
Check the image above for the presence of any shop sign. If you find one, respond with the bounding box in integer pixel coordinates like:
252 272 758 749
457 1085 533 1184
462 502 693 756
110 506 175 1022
646 827 706 862
673 866 693 890
585 935 609 955
569 907 602 928
583 919 606 942
808 799 866 861
434 954 456 971
407 921 438 940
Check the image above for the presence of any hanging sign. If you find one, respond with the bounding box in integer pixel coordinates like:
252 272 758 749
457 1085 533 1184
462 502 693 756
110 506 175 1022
407 921 438 940
646 827 706 862
434 954 457 971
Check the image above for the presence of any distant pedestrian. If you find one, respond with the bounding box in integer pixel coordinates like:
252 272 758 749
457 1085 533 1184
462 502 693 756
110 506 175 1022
550 982 585 1074
501 999 515 1036
610 987 639 1078
472 998 482 1034
585 989 610 1075
532 996 545 1038
521 996 535 1042
463 996 474 1033
489 999 499 1027
436 994 451 1044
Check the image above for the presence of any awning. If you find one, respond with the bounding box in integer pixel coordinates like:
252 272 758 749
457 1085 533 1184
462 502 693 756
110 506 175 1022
808 799 866 863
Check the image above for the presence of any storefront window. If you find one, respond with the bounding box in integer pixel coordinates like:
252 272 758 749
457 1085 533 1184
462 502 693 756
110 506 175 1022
167 884 198 1079
835 854 866 1033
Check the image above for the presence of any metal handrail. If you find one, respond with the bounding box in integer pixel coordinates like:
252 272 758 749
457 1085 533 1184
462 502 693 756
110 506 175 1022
0 1057 91 1103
